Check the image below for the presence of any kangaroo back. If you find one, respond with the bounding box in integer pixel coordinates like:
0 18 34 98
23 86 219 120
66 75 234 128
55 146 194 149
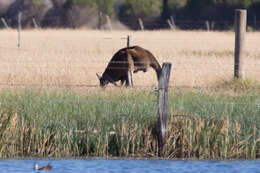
103 47 129 80
127 46 162 80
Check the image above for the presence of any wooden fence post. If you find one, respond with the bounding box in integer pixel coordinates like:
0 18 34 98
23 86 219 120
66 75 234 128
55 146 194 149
157 62 172 156
18 11 22 48
167 19 174 30
1 18 9 29
106 15 112 30
127 35 131 47
205 20 210 31
253 14 256 31
138 18 144 30
211 21 215 30
170 16 176 28
98 12 103 30
127 35 133 87
167 16 176 30
32 18 38 29
234 9 247 79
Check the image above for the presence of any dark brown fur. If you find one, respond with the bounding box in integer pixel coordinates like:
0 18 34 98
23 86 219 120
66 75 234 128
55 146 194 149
97 46 162 87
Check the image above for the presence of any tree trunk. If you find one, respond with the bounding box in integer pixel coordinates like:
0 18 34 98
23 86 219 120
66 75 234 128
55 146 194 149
161 0 170 20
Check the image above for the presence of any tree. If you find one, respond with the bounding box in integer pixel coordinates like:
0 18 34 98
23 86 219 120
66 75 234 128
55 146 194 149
161 0 187 20
161 0 170 19
96 0 115 17
119 0 162 19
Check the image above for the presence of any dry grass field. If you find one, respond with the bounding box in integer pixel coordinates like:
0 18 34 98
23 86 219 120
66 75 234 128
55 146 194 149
0 29 259 90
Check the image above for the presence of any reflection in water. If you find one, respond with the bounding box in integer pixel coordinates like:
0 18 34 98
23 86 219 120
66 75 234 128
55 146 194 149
0 159 259 173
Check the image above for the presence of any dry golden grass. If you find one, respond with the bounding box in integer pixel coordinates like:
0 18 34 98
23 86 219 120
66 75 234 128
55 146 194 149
0 29 259 89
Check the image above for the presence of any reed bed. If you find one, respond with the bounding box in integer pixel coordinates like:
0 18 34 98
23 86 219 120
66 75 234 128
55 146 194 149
0 87 259 159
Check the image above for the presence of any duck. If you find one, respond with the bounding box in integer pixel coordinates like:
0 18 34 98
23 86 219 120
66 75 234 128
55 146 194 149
34 163 52 171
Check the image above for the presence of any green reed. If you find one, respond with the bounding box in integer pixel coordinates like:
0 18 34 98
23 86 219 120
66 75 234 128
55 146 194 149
0 87 259 159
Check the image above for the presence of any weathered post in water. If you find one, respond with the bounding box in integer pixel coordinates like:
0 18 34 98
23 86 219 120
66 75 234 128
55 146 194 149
234 9 247 79
157 63 172 156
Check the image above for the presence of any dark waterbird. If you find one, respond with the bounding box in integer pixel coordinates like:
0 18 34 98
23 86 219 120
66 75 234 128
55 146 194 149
34 164 52 171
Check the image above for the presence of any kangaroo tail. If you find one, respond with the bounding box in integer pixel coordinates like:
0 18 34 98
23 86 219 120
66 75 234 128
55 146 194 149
150 57 162 81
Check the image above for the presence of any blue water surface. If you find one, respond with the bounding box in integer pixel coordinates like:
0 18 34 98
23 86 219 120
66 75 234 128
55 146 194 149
0 159 260 173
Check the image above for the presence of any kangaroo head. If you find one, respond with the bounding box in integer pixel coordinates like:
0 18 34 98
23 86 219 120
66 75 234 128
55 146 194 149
96 73 109 87
96 73 118 88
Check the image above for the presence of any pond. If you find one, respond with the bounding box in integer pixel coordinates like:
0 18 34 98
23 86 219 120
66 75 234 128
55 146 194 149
0 159 260 173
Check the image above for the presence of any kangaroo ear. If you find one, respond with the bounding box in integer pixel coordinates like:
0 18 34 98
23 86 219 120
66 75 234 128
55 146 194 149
96 73 101 80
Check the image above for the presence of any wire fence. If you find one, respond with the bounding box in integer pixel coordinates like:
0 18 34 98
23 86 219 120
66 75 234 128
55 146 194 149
0 26 259 92
1 14 260 31
0 55 259 109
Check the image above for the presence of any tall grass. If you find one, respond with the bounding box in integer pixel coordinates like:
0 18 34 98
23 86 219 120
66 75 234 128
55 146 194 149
0 88 259 159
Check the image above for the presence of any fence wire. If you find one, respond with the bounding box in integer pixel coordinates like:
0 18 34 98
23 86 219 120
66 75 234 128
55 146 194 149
0 33 259 93
1 15 260 30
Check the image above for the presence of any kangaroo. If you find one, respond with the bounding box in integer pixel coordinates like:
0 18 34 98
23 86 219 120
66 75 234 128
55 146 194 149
96 46 162 87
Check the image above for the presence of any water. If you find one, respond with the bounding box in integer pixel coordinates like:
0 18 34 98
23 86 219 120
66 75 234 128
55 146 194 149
0 159 260 173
